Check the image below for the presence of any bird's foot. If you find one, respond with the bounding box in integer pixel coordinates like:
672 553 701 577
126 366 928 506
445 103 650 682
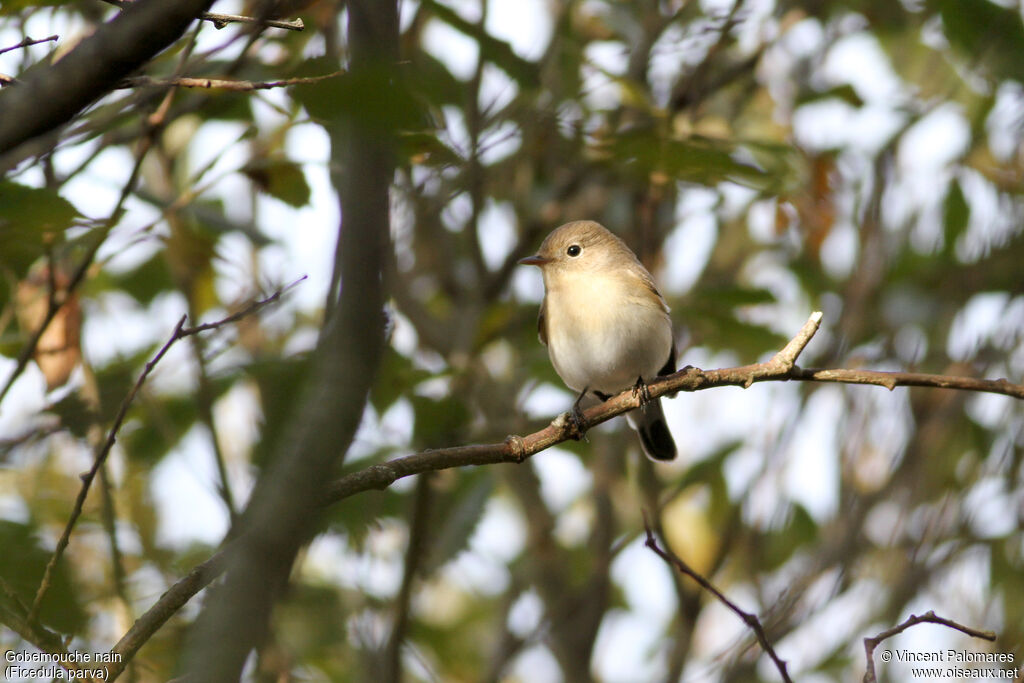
568 387 590 441
631 376 652 407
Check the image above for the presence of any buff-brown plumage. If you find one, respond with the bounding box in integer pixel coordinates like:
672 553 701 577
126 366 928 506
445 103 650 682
520 220 677 460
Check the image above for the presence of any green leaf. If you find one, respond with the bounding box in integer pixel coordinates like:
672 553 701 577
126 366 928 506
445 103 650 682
370 346 433 414
46 350 148 436
0 0 66 14
795 84 864 108
0 520 87 635
423 471 495 573
242 159 312 208
680 300 787 358
107 252 175 305
943 178 969 254
696 284 777 308
248 354 313 467
759 503 819 570
322 483 407 547
46 392 95 439
419 0 541 89
291 58 424 132
398 131 462 167
407 52 470 108
411 394 470 449
121 394 201 464
932 0 1024 82
0 182 81 277
598 130 770 189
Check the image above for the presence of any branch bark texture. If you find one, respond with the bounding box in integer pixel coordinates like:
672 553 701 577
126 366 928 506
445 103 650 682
182 1 398 679
89 310 1023 680
0 0 215 156
863 611 997 682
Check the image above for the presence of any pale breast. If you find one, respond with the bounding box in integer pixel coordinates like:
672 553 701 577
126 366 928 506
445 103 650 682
543 271 672 395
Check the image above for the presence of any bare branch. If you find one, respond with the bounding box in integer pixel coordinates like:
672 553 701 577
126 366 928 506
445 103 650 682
863 611 997 683
0 576 100 682
104 545 230 680
118 71 344 91
0 0 218 156
28 279 305 622
0 12 205 407
88 310 1023 680
384 475 434 681
0 137 153 408
642 515 794 683
790 366 1024 397
182 5 397 679
0 34 59 56
320 312 1023 505
201 11 304 31
97 0 304 31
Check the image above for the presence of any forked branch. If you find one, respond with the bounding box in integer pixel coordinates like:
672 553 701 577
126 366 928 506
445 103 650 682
61 310 1022 681
643 517 793 683
27 277 306 628
863 611 997 683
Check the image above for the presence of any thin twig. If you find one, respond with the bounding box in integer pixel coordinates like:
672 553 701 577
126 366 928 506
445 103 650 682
0 576 94 680
0 423 61 458
118 71 344 91
89 311 1023 680
98 0 304 31
0 129 153 407
642 514 794 683
191 332 238 523
862 611 997 683
0 34 59 56
201 12 304 31
28 278 306 622
319 312 1024 505
790 366 1024 397
384 474 433 681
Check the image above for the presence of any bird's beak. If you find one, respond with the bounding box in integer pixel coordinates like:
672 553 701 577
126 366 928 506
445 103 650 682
518 254 549 267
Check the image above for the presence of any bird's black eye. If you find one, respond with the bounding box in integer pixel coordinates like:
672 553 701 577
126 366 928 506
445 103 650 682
566 244 581 257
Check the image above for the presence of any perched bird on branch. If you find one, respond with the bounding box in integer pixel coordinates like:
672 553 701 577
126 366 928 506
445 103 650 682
520 220 677 461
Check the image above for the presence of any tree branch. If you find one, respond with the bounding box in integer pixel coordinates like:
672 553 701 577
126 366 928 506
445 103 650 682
97 0 304 31
320 311 1022 505
181 1 398 678
90 310 1023 680
383 474 434 681
0 0 216 156
118 71 344 91
0 34 58 56
200 12 303 31
789 366 1024 397
28 279 305 622
642 517 794 683
862 611 997 683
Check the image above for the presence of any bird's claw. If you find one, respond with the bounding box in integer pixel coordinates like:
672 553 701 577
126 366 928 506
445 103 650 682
569 403 589 441
631 376 652 406
566 388 590 441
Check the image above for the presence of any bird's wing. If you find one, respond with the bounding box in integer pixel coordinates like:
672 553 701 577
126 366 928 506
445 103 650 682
658 345 676 377
537 297 548 346
642 276 671 314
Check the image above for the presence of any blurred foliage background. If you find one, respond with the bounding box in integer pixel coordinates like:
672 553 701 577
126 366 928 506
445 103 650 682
0 0 1022 681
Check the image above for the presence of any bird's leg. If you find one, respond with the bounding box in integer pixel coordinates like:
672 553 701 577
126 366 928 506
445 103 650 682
568 386 590 441
632 375 652 408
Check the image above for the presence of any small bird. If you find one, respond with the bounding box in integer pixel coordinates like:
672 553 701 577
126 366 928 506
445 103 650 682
519 220 677 461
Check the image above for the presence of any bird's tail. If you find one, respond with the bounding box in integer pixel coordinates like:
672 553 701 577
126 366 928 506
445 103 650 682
626 398 676 461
